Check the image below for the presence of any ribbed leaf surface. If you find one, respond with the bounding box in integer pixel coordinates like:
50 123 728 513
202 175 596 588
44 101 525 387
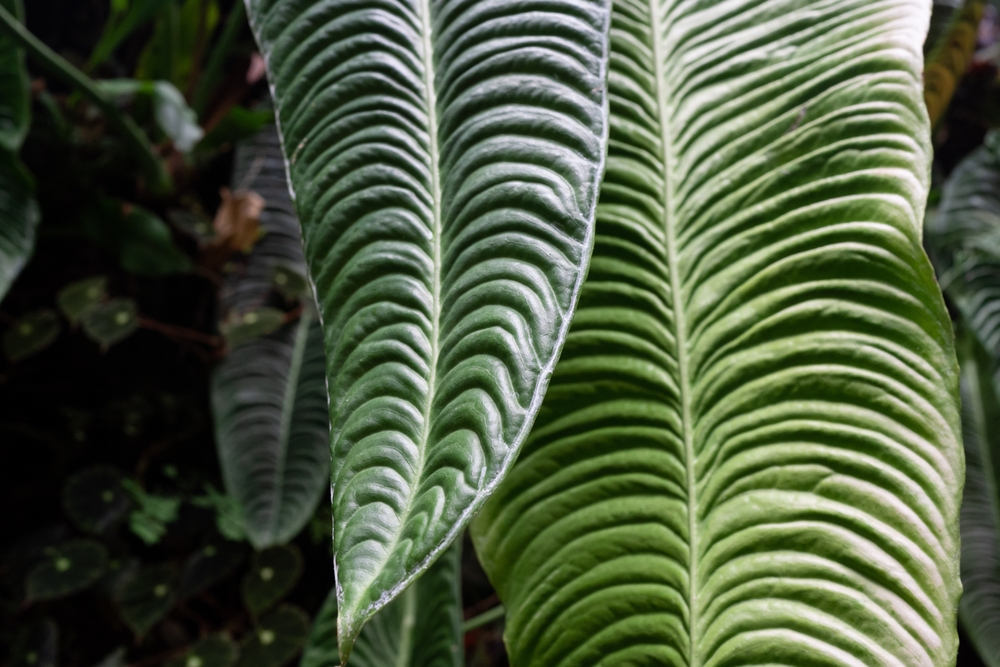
0 0 38 303
472 1 963 665
929 131 1000 356
302 541 463 667
212 124 330 549
245 0 610 649
956 338 1000 667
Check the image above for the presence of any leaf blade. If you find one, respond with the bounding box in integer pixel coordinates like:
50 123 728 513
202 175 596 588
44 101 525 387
472 1 962 665
244 0 612 649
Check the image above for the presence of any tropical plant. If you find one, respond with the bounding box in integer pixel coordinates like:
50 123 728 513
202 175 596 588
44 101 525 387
468 1 963 665
244 0 611 653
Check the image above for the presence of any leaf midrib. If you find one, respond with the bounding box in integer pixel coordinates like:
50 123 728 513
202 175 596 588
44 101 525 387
648 1 700 664
268 311 312 543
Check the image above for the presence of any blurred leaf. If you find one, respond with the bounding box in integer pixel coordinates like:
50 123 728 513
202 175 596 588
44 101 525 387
198 107 274 155
92 647 127 667
135 0 219 90
117 563 176 635
239 605 309 667
3 309 60 362
924 0 984 125
219 308 284 349
179 539 245 600
211 188 264 255
122 479 180 545
169 209 215 245
88 0 172 70
98 556 140 600
271 262 308 301
62 465 131 534
80 298 140 348
10 619 58 667
56 276 109 325
0 152 38 304
99 79 204 152
191 485 246 541
0 0 38 305
299 588 337 667
242 545 303 617
26 540 109 601
166 636 239 667
83 199 192 277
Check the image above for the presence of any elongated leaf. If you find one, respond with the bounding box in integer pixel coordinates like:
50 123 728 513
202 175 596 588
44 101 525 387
212 123 330 550
245 0 611 650
302 541 463 667
929 131 1000 356
471 2 963 665
956 334 1000 667
0 0 38 304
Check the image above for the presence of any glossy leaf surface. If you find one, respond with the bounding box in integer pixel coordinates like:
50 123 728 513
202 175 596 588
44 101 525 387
212 124 330 549
472 1 963 665
301 541 463 667
245 0 611 648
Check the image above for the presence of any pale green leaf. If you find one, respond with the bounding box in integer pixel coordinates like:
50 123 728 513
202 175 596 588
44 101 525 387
212 123 330 549
244 0 611 650
471 1 963 665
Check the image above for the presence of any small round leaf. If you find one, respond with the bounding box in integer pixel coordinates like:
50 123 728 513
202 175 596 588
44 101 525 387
241 545 303 617
165 636 239 667
80 299 139 348
238 605 309 667
221 308 284 349
62 466 130 535
4 309 60 362
179 540 245 600
117 563 176 635
26 540 108 601
56 276 108 325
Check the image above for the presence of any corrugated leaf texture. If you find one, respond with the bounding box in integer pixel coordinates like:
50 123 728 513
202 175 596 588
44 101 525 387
245 0 611 651
472 1 963 665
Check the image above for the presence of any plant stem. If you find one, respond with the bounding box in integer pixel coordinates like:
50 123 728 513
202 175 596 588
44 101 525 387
192 1 246 118
462 604 505 633
0 4 172 194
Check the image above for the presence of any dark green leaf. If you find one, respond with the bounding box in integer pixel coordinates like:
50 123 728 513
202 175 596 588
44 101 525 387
165 636 239 667
213 123 330 549
4 309 60 362
179 539 245 600
245 0 611 648
239 605 310 667
92 647 127 667
83 199 192 277
0 0 28 151
242 545 303 617
10 619 58 667
471 1 963 665
62 465 131 535
117 563 176 635
80 298 140 348
56 277 109 325
298 588 338 667
26 540 108 601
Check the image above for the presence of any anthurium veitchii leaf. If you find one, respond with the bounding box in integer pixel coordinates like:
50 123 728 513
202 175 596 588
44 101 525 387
244 0 611 652
471 1 963 665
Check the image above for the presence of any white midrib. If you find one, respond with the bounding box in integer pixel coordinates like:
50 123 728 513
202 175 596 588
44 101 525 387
648 1 700 665
270 310 312 541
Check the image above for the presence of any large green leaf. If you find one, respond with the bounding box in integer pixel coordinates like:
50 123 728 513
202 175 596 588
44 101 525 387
211 124 330 549
301 541 463 667
928 131 1000 356
0 0 38 303
956 334 1000 667
245 0 611 650
471 1 963 665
